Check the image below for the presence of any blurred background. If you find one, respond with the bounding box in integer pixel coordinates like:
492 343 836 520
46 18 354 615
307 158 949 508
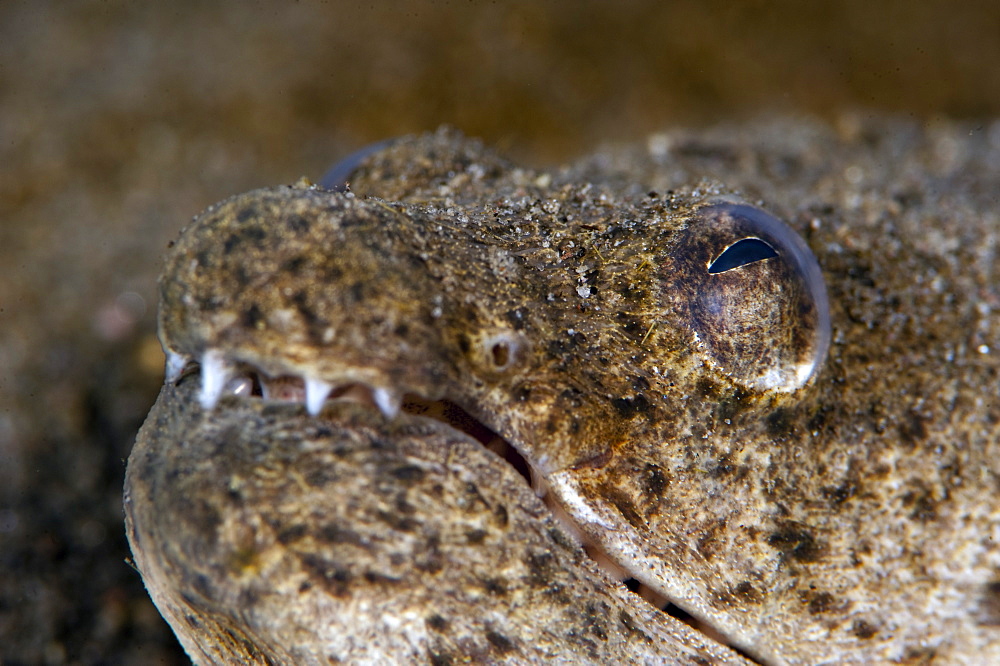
2 1 998 663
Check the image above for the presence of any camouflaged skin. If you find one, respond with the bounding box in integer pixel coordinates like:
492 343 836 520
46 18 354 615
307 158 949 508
127 120 1000 664
126 377 744 664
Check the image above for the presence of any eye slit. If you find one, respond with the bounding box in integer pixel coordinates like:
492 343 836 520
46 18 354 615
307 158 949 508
707 237 779 274
318 138 397 191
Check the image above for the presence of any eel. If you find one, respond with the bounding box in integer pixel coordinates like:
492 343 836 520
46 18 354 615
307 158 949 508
125 119 1000 664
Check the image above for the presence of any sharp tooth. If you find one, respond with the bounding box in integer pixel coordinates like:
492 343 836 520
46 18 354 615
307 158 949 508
372 387 400 418
199 350 233 409
531 467 549 499
165 351 188 383
305 377 334 416
225 375 254 397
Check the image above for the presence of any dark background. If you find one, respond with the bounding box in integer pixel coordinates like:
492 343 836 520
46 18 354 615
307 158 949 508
2 2 998 663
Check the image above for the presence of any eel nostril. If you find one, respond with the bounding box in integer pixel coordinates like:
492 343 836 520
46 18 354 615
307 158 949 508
491 342 511 369
476 330 526 373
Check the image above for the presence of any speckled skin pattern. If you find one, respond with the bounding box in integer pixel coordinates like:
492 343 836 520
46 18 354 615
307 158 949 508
126 120 1000 664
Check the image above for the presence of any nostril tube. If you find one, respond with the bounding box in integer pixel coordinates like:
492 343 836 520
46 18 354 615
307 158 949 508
491 342 510 368
476 330 525 373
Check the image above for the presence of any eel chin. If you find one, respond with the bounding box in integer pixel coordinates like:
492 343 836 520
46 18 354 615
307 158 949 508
185 355 713 623
124 366 751 664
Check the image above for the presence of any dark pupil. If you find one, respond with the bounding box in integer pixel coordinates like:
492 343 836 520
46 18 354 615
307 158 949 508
708 238 778 274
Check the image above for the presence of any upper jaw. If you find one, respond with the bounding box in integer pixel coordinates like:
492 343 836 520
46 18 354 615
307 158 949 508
164 347 438 420
155 186 469 422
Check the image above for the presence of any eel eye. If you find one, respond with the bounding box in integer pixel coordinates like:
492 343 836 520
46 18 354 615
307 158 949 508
318 139 397 191
660 203 830 393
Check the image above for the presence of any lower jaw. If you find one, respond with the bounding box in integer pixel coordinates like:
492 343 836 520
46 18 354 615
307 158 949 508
189 362 744 659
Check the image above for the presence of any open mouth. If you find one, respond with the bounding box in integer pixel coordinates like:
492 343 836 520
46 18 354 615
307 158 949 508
175 349 748 661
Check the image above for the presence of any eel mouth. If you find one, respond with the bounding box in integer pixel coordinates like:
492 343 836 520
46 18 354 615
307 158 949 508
173 349 744 659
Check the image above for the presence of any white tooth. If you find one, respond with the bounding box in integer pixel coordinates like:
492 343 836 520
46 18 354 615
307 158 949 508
531 467 549 499
305 377 334 416
225 375 254 397
165 351 188 383
372 387 400 418
199 350 233 409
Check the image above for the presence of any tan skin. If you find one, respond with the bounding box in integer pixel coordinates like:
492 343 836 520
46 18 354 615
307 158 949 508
126 121 1000 664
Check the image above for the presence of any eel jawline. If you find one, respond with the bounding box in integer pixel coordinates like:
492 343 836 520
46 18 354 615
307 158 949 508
176 349 728 648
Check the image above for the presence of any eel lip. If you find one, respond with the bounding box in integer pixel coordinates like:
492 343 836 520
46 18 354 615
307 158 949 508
176 348 644 582
170 347 743 659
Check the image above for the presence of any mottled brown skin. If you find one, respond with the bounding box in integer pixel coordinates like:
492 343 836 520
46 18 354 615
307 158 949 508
128 378 740 664
127 121 1000 664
